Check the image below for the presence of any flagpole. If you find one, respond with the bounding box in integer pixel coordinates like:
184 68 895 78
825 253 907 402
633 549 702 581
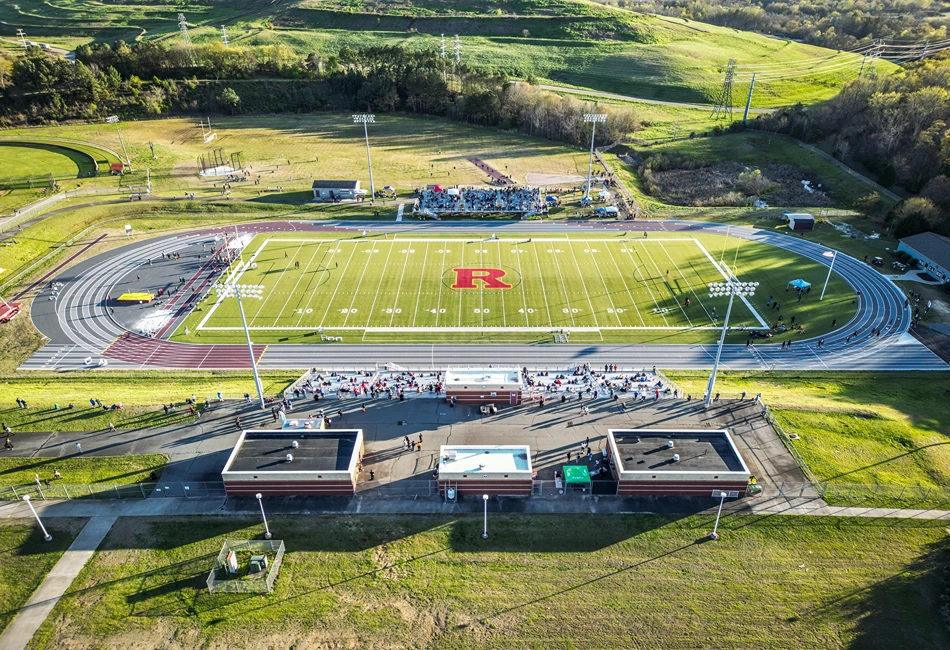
820 251 836 301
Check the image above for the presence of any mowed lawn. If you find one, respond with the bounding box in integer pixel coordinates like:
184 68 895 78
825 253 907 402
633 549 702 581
23 514 950 649
668 372 950 505
171 232 855 344
0 143 93 179
1 518 87 635
0 455 168 488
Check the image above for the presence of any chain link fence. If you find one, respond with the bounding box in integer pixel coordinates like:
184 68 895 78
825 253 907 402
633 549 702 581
0 481 226 500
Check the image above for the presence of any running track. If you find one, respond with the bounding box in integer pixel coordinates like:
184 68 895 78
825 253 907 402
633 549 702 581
19 219 948 371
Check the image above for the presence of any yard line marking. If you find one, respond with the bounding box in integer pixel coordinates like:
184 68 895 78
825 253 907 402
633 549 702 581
409 241 429 327
530 240 555 327
387 240 413 327
565 240 602 327
396 203 405 221
318 241 360 327
579 241 623 326
656 241 715 325
639 239 691 326
548 240 577 327
295 240 344 327
513 240 530 327
359 241 396 328
286 241 333 328
620 244 669 326
434 245 448 328
604 241 646 326
255 240 306 327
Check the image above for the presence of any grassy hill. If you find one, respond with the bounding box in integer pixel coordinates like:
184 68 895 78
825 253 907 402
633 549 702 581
0 0 897 108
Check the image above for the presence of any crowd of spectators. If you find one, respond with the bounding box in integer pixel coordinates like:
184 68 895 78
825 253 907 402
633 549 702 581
415 186 543 215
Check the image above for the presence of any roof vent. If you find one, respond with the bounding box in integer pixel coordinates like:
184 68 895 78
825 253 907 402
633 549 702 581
291 440 299 449
672 454 680 462
285 454 294 462
667 441 674 449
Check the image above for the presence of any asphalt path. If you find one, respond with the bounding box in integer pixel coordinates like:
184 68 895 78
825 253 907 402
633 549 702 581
20 219 948 371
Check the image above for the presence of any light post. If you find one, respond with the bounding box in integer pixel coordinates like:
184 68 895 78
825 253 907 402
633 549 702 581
22 495 52 542
583 113 607 201
481 493 489 539
213 283 265 409
709 491 727 540
106 116 132 172
352 114 376 202
705 280 758 408
255 493 272 539
820 250 836 301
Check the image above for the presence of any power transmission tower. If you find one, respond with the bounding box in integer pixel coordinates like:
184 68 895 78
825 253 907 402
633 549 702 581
440 34 446 60
178 14 191 45
454 35 460 64
711 59 737 121
221 25 229 48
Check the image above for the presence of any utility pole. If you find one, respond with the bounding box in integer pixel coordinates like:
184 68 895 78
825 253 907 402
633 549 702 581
440 34 447 82
221 25 229 48
711 59 737 121
859 52 868 77
454 34 460 65
919 39 930 61
16 29 27 48
742 72 756 124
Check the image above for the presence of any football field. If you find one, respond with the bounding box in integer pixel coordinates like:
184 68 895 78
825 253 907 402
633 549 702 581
191 234 780 340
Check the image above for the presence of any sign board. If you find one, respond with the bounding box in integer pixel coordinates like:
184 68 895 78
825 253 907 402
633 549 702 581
124 224 132 234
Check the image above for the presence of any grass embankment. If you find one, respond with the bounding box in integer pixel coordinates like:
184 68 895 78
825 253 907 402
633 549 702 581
24 514 950 649
0 372 298 432
0 518 87 635
668 372 950 506
0 455 168 486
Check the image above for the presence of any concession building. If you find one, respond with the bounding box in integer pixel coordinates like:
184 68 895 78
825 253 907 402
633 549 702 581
438 445 534 496
606 429 751 496
221 428 364 496
444 368 523 405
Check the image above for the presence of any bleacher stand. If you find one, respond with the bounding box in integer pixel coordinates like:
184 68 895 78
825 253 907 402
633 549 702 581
414 186 544 217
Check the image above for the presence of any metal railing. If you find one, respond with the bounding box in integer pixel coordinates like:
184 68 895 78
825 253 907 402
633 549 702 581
371 480 438 498
207 539 285 594
0 481 226 500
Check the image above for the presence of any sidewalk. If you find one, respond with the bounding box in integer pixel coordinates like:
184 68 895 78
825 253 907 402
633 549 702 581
0 515 117 650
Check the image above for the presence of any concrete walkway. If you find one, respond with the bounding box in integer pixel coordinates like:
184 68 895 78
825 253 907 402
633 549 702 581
0 515 117 650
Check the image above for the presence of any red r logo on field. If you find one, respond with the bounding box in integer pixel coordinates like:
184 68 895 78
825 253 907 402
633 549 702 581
451 268 512 290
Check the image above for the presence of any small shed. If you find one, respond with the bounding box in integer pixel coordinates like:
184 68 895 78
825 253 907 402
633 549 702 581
784 213 815 231
312 180 363 201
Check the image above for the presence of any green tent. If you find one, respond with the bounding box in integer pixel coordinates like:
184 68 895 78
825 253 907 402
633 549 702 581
562 465 591 491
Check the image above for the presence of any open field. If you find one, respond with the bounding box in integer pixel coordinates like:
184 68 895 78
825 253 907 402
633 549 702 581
0 143 96 180
0 455 167 487
22 514 950 649
0 372 298 431
668 372 950 504
169 231 855 345
0 518 87 635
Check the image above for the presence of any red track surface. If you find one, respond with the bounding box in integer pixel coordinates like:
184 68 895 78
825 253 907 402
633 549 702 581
468 158 514 185
104 333 266 369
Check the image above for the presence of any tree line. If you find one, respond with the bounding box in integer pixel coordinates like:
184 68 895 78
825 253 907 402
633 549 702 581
0 41 637 150
606 0 948 50
753 53 950 238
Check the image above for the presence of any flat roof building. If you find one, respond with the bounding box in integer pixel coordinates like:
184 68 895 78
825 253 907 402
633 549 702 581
898 231 950 283
606 429 751 496
444 368 523 405
221 428 364 496
438 445 533 496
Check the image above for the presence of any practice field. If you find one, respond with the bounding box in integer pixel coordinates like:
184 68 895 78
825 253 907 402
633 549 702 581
173 232 855 344
0 142 97 180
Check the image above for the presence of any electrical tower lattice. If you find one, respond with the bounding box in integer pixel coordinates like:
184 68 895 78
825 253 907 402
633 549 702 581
711 59 737 121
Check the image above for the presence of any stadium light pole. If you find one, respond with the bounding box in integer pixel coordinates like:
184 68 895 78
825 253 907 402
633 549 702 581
22 495 52 542
106 116 132 172
482 494 489 539
819 250 836 301
255 493 272 540
213 283 266 409
583 113 607 200
353 114 376 203
705 280 758 408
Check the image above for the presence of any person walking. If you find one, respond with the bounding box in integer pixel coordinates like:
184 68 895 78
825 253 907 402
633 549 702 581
108 422 116 432
75 442 82 454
